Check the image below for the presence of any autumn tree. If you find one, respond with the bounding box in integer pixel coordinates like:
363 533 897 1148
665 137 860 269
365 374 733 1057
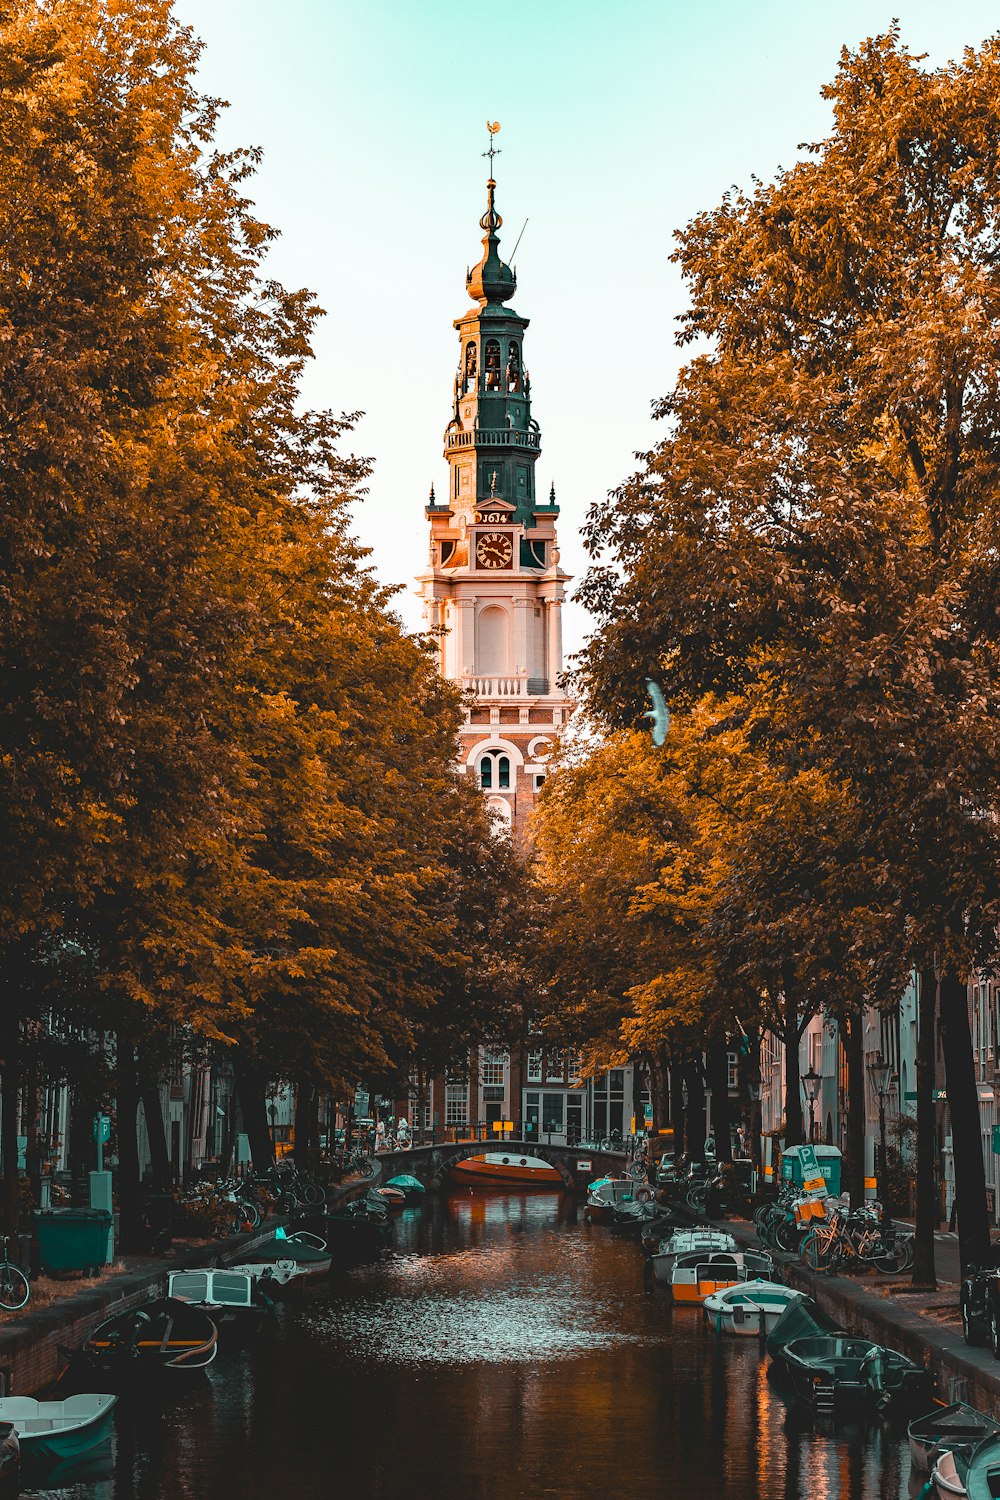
578 27 1000 1270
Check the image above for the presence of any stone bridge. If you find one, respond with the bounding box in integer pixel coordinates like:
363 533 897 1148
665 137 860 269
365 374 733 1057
374 1139 626 1193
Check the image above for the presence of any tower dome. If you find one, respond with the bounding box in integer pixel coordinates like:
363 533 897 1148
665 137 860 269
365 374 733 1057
466 179 516 306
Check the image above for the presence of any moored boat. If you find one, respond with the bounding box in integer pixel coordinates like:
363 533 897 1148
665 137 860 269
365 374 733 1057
373 1186 407 1211
670 1249 774 1305
779 1335 932 1412
0 1423 17 1498
932 1446 971 1497
242 1232 332 1277
649 1228 737 1286
909 1404 1000 1473
703 1280 804 1336
765 1294 844 1373
0 1394 115 1465
82 1298 217 1377
167 1269 273 1345
450 1153 561 1187
964 1432 1000 1499
385 1174 426 1202
583 1177 637 1224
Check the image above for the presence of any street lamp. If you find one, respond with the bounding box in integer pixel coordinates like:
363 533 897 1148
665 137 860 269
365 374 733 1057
867 1051 897 1206
801 1065 822 1144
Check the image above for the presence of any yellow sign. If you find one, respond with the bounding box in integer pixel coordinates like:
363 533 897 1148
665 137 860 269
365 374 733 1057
802 1175 825 1193
496 1120 514 1133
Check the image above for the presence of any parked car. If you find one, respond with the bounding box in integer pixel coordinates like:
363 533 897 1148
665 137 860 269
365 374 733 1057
960 1259 1000 1354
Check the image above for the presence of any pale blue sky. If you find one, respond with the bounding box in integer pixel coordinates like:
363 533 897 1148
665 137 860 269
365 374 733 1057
182 0 1000 658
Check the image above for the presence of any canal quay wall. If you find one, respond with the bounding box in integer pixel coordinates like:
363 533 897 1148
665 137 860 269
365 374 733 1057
0 1170 371 1396
728 1219 1000 1413
0 1222 276 1396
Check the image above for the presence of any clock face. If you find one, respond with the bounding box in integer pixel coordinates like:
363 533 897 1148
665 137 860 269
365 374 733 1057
476 531 514 570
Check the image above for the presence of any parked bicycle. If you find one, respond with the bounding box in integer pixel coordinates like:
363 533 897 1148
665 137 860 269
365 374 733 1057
0 1236 30 1312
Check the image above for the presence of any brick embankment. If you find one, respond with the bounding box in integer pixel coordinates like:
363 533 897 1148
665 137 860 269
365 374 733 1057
725 1218 1000 1413
0 1198 352 1398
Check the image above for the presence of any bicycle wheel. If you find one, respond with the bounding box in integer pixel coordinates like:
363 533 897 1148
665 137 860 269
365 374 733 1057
800 1231 839 1272
301 1183 326 1207
872 1240 908 1274
0 1263 30 1312
628 1162 646 1182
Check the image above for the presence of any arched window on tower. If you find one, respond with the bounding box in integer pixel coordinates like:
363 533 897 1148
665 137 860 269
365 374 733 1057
464 342 477 392
506 341 521 392
484 340 501 391
477 751 512 792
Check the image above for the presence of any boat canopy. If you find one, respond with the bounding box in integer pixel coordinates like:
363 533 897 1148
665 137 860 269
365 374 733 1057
765 1294 843 1358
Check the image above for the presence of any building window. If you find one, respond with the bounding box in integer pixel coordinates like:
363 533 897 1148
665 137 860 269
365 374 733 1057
445 1084 468 1126
542 1093 565 1134
482 1086 504 1102
506 341 521 392
727 1052 738 1090
464 341 477 391
567 1051 582 1085
527 1049 542 1083
545 1049 565 1082
484 339 501 390
481 1056 506 1086
478 752 512 792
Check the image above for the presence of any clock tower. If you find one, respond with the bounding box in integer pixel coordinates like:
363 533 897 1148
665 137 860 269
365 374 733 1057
418 155 573 840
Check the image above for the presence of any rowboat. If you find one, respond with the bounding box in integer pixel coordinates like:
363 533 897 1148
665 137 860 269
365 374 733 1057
909 1404 1000 1473
966 1433 1000 1499
83 1298 217 1375
0 1394 115 1464
670 1250 774 1305
703 1279 804 1336
649 1228 737 1286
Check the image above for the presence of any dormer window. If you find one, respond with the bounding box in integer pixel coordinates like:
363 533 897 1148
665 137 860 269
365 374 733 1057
484 340 501 391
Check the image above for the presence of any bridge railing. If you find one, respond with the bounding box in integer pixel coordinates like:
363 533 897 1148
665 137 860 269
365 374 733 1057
371 1122 621 1153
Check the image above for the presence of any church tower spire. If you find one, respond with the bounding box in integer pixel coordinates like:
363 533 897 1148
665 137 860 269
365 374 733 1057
417 129 573 843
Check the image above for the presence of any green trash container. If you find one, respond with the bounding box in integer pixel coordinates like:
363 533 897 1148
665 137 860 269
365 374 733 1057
35 1209 113 1274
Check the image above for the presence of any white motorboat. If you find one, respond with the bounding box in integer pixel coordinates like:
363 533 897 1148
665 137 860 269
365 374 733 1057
225 1258 306 1288
671 1249 775 1305
703 1279 803 1336
649 1228 736 1286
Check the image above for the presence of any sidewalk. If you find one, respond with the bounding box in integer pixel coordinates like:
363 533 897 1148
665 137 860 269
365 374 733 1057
725 1217 1000 1412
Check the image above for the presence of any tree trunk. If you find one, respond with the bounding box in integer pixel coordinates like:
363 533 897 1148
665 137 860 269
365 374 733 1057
294 1081 318 1164
233 1053 274 1171
782 982 804 1147
911 965 938 1288
22 1042 40 1211
939 966 991 1272
138 1063 172 1193
842 1011 866 1208
116 1035 144 1253
706 1040 733 1162
669 1059 685 1159
686 1060 706 1163
67 1080 96 1207
0 1023 21 1235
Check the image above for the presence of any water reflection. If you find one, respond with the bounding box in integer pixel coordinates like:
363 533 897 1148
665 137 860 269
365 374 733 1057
20 1190 917 1500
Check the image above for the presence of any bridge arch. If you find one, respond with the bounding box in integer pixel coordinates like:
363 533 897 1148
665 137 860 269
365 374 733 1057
430 1140 576 1191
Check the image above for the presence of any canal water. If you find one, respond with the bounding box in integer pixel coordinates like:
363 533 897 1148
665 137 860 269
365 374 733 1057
24 1192 919 1500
